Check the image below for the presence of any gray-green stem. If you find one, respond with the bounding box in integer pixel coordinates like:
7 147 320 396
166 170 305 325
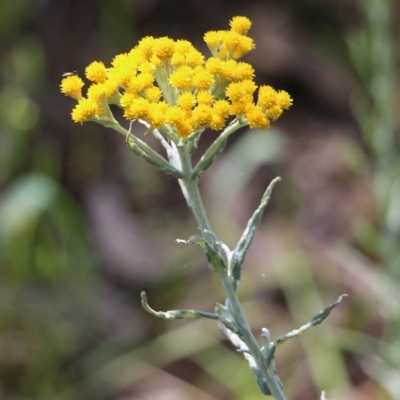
177 145 214 245
177 142 287 400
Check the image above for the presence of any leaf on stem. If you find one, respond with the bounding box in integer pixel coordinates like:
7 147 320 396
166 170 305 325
192 138 228 178
122 121 185 179
127 137 184 179
191 119 243 179
230 177 281 287
141 291 218 320
266 294 347 364
176 235 226 274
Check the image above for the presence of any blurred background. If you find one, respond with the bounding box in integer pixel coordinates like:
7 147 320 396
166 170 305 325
0 0 399 399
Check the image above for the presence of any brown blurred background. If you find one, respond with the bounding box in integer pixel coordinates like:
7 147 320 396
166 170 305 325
1 0 399 399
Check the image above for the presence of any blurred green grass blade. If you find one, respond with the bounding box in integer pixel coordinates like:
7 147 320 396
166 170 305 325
0 173 59 242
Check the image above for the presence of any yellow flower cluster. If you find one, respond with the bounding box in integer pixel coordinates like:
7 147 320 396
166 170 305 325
60 16 292 136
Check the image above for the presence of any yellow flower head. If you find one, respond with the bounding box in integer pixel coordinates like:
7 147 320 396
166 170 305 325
193 66 214 91
147 102 168 128
169 66 194 91
197 91 213 106
120 92 138 110
85 61 107 83
192 104 213 127
226 80 257 102
145 86 162 103
102 79 119 99
219 60 239 80
210 99 231 130
87 83 106 102
165 106 193 137
234 62 255 81
174 40 194 55
224 31 255 60
71 98 103 123
60 75 84 100
266 105 283 120
230 16 252 35
277 90 293 110
213 100 231 119
127 73 154 94
86 78 118 103
153 37 176 60
245 104 270 129
165 106 186 127
257 87 293 121
177 92 196 110
124 97 150 120
136 36 156 60
257 85 277 109
210 115 225 131
185 49 205 67
204 31 224 52
205 57 224 76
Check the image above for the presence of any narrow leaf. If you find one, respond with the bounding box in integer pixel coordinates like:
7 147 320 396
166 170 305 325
309 294 348 326
141 292 218 320
230 177 281 285
272 294 347 349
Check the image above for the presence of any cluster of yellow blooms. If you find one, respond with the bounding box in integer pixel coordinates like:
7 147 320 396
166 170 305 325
60 16 292 138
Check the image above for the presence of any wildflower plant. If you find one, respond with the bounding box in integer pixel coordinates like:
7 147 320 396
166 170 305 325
61 16 344 399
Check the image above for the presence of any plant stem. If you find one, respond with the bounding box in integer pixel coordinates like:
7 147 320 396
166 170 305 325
177 145 214 243
177 143 287 400
219 275 286 399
